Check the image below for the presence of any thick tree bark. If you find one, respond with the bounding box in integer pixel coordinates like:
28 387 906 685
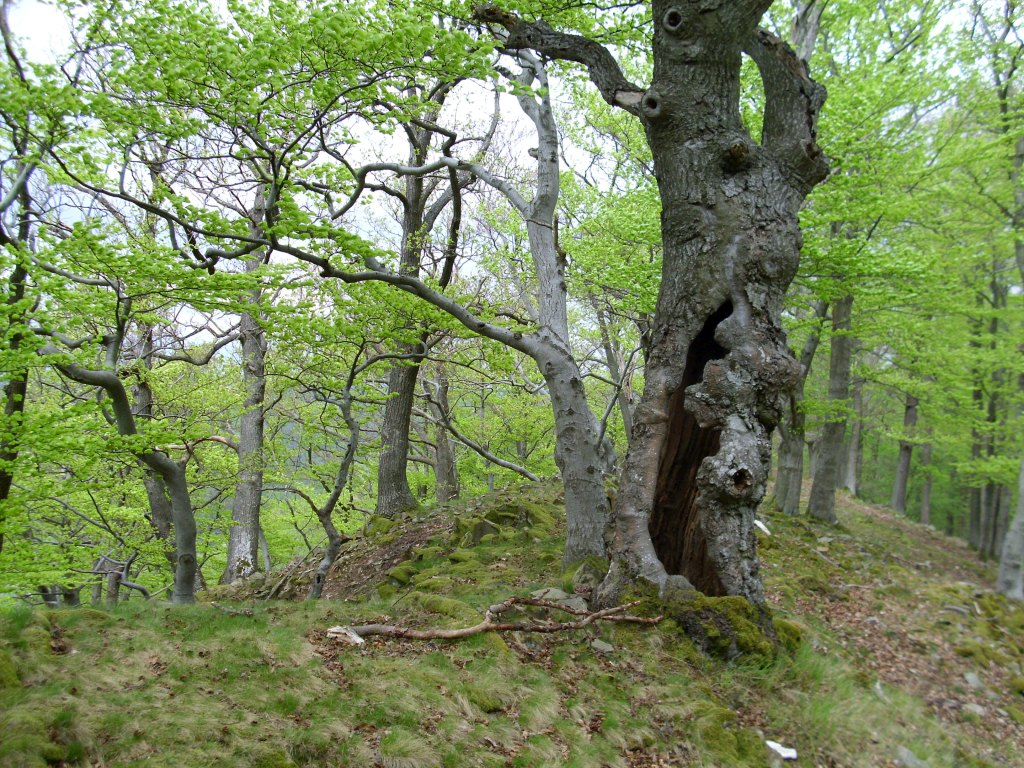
774 300 826 516
475 3 829 604
890 392 918 515
377 354 422 517
224 258 267 583
808 294 853 525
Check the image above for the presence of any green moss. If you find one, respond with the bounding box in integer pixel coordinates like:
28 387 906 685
1007 705 1024 725
366 515 399 538
406 592 479 623
679 594 774 660
0 646 20 689
1009 676 1024 695
411 576 453 593
773 618 806 653
250 747 297 768
0 710 67 767
560 557 608 594
387 564 417 586
447 549 477 563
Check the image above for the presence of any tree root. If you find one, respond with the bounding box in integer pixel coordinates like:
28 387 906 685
326 597 661 643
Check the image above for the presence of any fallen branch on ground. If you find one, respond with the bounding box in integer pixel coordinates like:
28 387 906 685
327 597 662 643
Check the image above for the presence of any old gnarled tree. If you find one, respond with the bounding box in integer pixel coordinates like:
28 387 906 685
475 1 829 610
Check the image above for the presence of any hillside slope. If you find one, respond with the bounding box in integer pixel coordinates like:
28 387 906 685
1 482 1022 767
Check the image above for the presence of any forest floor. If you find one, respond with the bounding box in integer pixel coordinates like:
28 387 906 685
2 482 1023 768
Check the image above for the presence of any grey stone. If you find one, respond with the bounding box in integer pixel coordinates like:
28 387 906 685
531 587 571 602
896 745 930 768
589 639 614 654
964 672 984 689
963 702 987 718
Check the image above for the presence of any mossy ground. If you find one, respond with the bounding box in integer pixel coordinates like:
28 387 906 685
1 481 1021 766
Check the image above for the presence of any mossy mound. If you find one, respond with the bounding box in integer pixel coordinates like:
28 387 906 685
0 647 20 689
0 710 70 767
627 581 777 661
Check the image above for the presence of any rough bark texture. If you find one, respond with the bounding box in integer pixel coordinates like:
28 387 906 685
773 300 826 516
890 392 918 515
808 294 853 525
376 354 422 517
225 259 267 583
474 1 831 605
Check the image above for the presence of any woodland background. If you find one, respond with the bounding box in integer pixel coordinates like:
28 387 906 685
0 0 1022 604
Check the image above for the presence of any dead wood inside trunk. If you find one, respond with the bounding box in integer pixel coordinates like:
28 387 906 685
649 301 731 596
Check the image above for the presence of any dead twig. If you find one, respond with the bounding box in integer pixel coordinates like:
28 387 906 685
327 598 662 643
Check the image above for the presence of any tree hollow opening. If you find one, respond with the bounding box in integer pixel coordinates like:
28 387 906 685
648 300 732 596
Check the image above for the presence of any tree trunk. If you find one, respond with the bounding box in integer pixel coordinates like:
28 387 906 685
54 360 198 603
0 264 29 556
537 343 615 564
919 440 933 526
426 366 459 503
132 329 174 540
596 305 635 439
997 454 1024 600
575 4 830 605
774 300 826 516
808 294 854 525
890 393 918 515
376 352 422 518
842 377 863 496
225 263 267 583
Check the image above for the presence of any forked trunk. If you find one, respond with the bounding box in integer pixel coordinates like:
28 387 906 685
597 3 829 607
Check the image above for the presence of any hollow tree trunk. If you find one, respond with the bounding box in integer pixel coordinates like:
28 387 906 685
890 392 918 515
808 294 854 525
592 6 828 605
774 300 826 516
225 269 266 583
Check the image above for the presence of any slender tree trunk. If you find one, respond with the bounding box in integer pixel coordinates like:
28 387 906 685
774 300 826 516
132 329 173 540
427 366 459 503
808 295 854 524
53 360 198 603
596 305 635 439
0 265 30 556
842 377 863 496
919 440 933 526
225 260 267 583
308 390 361 600
890 393 918 515
537 342 615 564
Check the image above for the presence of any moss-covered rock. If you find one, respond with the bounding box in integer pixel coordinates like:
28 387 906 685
447 549 477 563
1008 676 1024 695
386 564 416 586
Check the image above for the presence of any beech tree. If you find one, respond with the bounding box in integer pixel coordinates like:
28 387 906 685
466 1 829 607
